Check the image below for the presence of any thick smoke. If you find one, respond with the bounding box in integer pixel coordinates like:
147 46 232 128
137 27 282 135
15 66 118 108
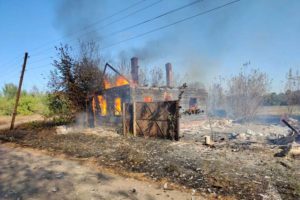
130 38 168 63
119 31 222 86
53 0 108 42
53 0 245 87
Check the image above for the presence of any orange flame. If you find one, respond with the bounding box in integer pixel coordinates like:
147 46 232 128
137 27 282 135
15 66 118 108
104 79 111 89
92 95 107 116
98 95 107 116
114 97 121 116
104 76 129 89
144 96 153 102
92 97 96 113
116 76 129 87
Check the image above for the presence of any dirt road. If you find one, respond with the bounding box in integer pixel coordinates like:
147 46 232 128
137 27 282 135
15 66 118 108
0 144 199 200
0 115 42 130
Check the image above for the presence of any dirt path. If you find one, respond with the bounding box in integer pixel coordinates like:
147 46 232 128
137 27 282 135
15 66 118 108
0 144 200 200
0 115 43 130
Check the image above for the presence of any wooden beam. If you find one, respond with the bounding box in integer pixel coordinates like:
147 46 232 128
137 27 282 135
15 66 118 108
105 63 130 83
10 52 28 130
133 102 137 136
175 100 180 141
122 103 126 136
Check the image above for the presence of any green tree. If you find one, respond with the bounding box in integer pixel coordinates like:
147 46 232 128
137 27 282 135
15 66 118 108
2 83 17 99
48 42 104 119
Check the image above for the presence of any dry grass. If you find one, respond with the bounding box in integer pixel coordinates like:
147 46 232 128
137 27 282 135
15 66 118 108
257 106 300 115
0 121 299 199
0 115 43 130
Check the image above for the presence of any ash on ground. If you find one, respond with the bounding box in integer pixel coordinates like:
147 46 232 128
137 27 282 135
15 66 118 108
180 115 296 144
2 115 300 199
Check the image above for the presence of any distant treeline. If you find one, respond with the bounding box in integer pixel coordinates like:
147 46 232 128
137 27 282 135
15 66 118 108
0 83 48 116
263 90 300 106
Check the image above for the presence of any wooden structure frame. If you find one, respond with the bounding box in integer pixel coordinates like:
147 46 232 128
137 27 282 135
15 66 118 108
123 101 179 140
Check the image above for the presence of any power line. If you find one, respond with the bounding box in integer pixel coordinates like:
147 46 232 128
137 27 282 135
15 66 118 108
31 0 199 58
29 0 241 71
27 0 241 71
100 0 202 40
0 56 24 73
74 0 148 32
16 0 241 73
30 0 163 57
100 0 242 50
0 62 24 79
64 0 164 47
0 63 51 81
27 64 52 71
29 0 150 55
27 0 197 66
28 55 54 65
2 1 149 69
0 53 23 67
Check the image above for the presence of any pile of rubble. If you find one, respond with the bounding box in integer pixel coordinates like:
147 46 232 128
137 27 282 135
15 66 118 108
180 115 300 158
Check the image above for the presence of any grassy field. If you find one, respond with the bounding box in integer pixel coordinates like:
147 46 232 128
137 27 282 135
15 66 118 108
257 106 300 115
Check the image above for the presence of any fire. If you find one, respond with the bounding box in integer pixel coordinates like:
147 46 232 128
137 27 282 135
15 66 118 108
114 97 121 116
104 76 129 89
92 95 107 116
144 96 153 102
92 97 96 113
116 76 129 87
104 79 111 89
98 95 107 116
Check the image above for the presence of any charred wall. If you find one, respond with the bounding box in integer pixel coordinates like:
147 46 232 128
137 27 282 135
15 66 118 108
131 86 207 112
94 85 131 126
180 88 207 111
131 87 179 102
90 85 207 127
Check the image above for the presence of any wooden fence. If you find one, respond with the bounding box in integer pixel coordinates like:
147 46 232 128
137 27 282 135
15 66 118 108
123 101 179 140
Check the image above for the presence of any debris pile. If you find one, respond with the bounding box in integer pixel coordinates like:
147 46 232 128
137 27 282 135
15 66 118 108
271 119 300 158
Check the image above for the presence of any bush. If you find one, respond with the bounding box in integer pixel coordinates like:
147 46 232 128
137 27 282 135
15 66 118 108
18 95 46 115
226 69 270 120
0 97 14 115
2 83 17 99
44 93 74 122
207 68 270 120
0 94 47 116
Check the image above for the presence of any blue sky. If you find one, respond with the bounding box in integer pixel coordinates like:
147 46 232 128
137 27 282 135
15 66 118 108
0 0 299 93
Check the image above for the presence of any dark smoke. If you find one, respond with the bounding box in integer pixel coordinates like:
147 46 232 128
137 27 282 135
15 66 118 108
53 0 244 86
53 0 108 42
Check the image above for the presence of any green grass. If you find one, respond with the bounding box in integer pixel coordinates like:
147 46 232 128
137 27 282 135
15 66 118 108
0 94 48 116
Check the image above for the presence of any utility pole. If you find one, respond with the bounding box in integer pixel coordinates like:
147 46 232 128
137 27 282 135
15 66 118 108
10 52 28 130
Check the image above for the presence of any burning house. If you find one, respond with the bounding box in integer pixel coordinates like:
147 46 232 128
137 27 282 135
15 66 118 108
89 57 207 126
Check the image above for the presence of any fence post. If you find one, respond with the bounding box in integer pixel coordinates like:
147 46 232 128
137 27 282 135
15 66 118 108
133 102 137 136
122 103 126 136
176 101 180 141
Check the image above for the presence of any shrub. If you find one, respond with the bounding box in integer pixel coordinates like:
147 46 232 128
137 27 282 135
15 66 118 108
0 94 47 116
44 93 74 122
226 69 270 120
